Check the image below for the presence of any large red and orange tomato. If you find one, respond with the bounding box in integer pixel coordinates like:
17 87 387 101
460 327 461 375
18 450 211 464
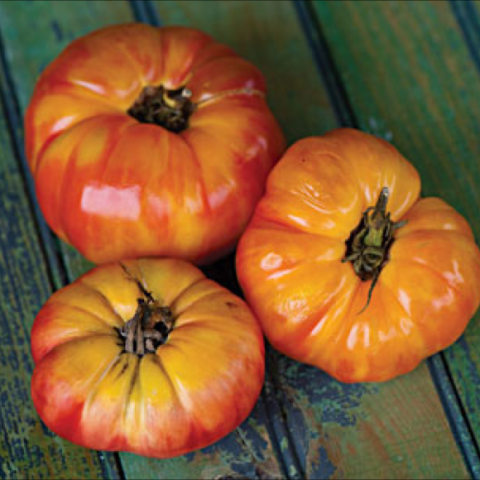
25 23 285 264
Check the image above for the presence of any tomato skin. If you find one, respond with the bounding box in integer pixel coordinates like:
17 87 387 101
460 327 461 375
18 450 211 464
31 258 265 457
236 128 480 383
25 24 285 264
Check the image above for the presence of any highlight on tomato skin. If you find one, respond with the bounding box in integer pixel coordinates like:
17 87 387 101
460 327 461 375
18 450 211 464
25 23 286 265
236 127 480 383
30 258 265 458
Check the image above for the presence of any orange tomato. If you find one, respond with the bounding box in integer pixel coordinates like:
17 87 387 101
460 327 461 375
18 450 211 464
31 258 264 457
236 128 480 383
25 24 285 264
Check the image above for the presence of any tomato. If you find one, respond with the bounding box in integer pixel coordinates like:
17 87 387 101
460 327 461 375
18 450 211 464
236 128 480 383
25 24 285 264
31 258 264 457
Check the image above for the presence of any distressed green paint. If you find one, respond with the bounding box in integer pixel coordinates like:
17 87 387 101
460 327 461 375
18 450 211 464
265 349 471 479
121 414 283 480
314 0 480 462
446 0 480 448
273 352 470 479
0 0 476 478
0 66 119 480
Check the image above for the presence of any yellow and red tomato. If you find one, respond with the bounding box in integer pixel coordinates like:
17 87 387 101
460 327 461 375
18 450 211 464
31 258 264 457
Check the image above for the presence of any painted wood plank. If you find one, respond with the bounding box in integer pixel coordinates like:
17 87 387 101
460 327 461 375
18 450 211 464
448 0 480 448
311 0 480 474
147 1 471 479
0 1 285 479
0 0 472 479
0 2 126 479
0 46 120 480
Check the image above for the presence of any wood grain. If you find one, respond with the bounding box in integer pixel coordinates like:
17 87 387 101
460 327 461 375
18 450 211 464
448 0 480 448
0 0 475 478
313 0 480 475
0 44 120 480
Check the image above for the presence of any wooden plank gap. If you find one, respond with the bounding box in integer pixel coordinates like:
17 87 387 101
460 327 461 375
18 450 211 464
450 0 480 77
0 27 67 291
112 453 127 480
428 355 480 479
129 0 161 26
464 0 480 46
292 0 357 128
264 347 305 480
199 260 299 478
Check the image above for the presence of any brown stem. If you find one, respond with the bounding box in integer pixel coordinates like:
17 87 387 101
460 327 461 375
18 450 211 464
127 85 196 133
343 187 407 312
117 270 173 356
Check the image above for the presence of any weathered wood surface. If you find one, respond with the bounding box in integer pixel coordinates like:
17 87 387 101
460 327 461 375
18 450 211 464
0 5 120 477
0 1 479 479
312 1 480 476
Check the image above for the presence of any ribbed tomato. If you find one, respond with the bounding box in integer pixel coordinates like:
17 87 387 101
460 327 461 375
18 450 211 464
31 258 264 457
25 23 285 264
236 128 480 383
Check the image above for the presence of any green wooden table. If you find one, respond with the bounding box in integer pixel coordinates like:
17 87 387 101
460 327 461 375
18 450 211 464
2 1 480 478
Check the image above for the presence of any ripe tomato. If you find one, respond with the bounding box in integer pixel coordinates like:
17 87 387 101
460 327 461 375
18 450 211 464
236 128 480 383
25 24 285 264
31 258 264 457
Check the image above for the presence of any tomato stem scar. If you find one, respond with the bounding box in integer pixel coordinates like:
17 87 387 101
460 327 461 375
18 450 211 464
118 264 173 356
127 85 195 133
342 187 407 313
